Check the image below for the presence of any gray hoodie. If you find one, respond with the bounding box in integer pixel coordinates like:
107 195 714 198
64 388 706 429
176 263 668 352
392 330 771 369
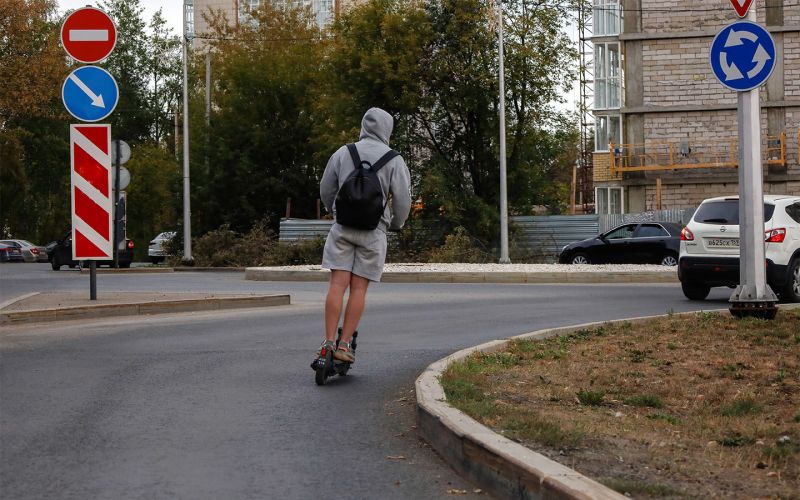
320 108 412 232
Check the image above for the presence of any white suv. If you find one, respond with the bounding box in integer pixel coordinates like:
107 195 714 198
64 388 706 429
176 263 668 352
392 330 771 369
678 195 800 302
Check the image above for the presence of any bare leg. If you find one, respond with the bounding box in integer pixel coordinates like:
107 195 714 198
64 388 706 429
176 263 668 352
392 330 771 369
340 274 370 343
325 270 351 342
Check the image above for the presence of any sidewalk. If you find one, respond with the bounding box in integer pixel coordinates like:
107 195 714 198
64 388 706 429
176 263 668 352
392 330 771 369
246 263 679 284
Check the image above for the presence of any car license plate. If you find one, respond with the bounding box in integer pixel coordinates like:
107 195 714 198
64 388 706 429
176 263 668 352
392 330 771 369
707 238 739 248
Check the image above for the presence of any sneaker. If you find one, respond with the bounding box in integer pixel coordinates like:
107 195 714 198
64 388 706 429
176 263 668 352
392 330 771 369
334 340 355 363
316 340 336 358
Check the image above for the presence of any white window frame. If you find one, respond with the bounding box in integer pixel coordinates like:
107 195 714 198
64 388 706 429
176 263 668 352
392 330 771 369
594 114 622 152
595 186 625 215
593 0 622 36
594 42 622 111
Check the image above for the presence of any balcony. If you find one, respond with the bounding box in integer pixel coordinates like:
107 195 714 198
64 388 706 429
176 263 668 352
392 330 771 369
609 131 792 174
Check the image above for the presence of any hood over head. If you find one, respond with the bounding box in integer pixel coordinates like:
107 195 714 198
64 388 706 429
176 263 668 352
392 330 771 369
359 107 393 145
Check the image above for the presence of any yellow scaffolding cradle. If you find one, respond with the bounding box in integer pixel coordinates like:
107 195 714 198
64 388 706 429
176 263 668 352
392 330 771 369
609 131 789 174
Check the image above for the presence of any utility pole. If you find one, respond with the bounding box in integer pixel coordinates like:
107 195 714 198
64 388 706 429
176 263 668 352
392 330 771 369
727 7 777 318
497 0 510 264
181 0 193 264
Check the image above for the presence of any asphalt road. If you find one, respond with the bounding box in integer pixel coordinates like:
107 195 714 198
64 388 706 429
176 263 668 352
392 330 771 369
0 264 729 499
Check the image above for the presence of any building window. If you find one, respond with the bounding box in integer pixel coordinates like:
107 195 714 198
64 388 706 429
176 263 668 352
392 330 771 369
593 0 622 36
239 0 261 25
595 114 621 151
185 0 194 38
596 187 624 214
594 42 621 110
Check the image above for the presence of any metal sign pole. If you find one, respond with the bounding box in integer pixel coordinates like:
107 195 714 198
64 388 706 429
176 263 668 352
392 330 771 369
113 139 121 268
90 261 97 300
728 7 777 318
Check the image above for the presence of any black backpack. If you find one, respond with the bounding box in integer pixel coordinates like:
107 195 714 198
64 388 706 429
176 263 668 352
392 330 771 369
334 144 400 230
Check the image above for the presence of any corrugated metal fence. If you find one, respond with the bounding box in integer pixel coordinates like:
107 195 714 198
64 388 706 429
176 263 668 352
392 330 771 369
598 207 696 233
279 208 696 260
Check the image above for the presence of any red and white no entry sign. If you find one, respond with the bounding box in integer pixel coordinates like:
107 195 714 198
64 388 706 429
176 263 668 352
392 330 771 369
70 124 113 260
61 7 117 63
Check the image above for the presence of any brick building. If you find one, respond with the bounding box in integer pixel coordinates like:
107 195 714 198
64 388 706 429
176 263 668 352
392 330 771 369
591 0 800 214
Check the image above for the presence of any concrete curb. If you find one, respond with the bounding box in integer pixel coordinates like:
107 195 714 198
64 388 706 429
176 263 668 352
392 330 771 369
245 268 678 284
0 294 290 326
174 267 246 272
0 292 41 311
414 308 764 500
79 267 174 274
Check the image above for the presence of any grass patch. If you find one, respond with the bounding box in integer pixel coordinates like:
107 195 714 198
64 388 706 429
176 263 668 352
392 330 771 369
602 478 683 497
439 309 800 497
577 389 605 406
720 398 761 417
647 412 681 425
625 394 664 408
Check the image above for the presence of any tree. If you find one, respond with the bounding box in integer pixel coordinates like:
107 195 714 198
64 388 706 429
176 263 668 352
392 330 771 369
196 3 328 233
124 144 181 259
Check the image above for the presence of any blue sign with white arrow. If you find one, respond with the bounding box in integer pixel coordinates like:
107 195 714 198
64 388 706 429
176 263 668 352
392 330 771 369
62 65 119 122
710 20 776 92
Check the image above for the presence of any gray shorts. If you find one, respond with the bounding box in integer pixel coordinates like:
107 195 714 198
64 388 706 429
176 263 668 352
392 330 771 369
322 223 387 282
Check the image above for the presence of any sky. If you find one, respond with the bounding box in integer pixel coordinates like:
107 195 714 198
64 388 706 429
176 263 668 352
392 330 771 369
57 0 184 36
56 0 579 112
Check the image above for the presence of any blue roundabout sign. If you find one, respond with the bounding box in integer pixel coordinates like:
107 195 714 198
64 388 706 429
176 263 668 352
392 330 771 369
62 65 119 122
709 20 776 92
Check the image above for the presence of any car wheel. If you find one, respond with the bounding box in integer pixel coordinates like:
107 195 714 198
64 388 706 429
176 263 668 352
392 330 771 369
681 281 710 300
660 253 678 266
782 259 800 303
120 262 131 269
150 257 163 264
51 258 60 271
571 252 591 265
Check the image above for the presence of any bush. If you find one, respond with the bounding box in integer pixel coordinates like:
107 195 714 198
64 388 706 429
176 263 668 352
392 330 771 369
426 226 489 263
169 222 324 267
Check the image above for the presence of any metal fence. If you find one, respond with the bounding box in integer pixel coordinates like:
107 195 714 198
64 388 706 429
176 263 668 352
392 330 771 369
279 209 696 260
598 207 696 233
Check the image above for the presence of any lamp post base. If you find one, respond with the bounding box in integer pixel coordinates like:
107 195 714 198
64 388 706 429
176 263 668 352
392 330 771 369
729 284 778 319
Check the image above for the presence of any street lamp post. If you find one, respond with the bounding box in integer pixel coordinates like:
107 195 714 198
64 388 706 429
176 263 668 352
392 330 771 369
182 0 193 264
497 0 510 264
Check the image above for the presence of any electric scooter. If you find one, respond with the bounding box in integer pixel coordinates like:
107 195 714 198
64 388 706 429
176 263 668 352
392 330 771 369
311 328 358 385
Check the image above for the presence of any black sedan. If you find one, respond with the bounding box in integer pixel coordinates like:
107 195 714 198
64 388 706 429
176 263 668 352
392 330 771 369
559 222 683 266
47 232 134 270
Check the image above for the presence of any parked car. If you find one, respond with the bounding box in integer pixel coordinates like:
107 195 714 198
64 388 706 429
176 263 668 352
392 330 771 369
148 231 175 264
0 239 48 262
0 242 25 262
678 195 800 302
559 222 683 266
47 232 134 270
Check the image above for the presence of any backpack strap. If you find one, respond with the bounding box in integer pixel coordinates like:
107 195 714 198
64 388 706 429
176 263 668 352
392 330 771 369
371 149 400 173
346 144 362 169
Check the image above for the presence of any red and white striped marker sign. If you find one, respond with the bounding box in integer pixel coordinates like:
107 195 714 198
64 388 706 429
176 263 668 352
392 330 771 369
70 124 113 260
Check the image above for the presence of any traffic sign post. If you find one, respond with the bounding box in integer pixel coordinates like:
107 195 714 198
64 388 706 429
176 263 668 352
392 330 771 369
709 10 779 318
61 6 121 299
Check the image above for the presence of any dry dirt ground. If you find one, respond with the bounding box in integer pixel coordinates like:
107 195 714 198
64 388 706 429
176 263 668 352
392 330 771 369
441 309 800 499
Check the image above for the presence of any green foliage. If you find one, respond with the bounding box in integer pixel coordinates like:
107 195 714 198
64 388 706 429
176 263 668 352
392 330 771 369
625 394 664 408
577 389 605 406
125 144 181 260
647 413 681 425
426 227 489 263
720 398 761 417
184 223 324 267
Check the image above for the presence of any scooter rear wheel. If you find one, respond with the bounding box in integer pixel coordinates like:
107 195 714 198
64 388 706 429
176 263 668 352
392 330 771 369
315 349 333 386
